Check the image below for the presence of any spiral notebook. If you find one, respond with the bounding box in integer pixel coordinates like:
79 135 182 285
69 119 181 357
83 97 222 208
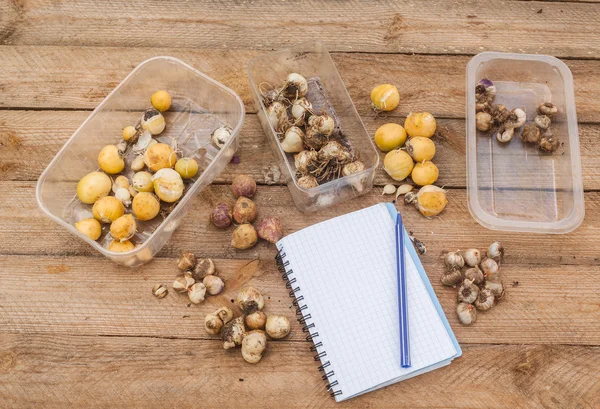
276 203 461 402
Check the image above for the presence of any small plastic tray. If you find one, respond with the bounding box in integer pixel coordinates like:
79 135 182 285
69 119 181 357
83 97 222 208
466 52 584 233
36 57 245 266
247 41 379 212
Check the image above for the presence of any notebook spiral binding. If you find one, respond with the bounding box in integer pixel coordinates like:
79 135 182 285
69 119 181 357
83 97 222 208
276 249 342 399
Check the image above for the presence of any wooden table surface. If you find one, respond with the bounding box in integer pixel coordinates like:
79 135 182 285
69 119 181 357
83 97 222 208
1 1 600 408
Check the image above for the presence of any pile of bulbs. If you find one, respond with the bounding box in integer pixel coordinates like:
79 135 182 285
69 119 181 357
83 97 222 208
370 83 448 218
210 174 283 249
204 286 291 364
152 252 225 304
440 242 506 325
74 90 233 252
260 73 365 188
475 79 560 152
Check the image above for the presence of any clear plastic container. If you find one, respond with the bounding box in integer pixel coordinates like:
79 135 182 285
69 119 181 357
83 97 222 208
36 57 245 266
466 52 584 233
247 41 379 212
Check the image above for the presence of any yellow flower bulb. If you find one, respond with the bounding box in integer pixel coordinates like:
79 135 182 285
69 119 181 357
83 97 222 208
374 123 407 152
404 112 437 138
370 84 400 112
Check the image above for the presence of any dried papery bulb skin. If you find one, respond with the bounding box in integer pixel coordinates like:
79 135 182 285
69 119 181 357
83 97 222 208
204 313 224 335
474 288 495 311
444 251 465 270
215 307 234 325
233 197 258 224
441 269 463 286
192 258 215 281
152 284 168 299
210 202 233 229
534 115 551 130
242 330 268 364
188 282 207 304
457 279 479 304
462 249 482 267
257 217 283 244
231 174 257 198
203 275 225 296
173 274 195 294
521 123 541 144
538 102 558 117
237 286 265 314
457 302 477 325
221 316 246 349
485 280 505 300
265 315 291 339
480 258 499 279
464 267 484 285
283 73 308 99
245 311 267 330
487 241 504 262
476 112 492 132
131 155 146 171
177 252 197 271
476 78 496 103
491 104 511 126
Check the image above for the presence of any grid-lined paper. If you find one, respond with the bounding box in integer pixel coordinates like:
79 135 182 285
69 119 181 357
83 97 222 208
278 204 458 402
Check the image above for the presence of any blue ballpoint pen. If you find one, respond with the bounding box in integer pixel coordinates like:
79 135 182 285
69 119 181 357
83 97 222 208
396 212 411 368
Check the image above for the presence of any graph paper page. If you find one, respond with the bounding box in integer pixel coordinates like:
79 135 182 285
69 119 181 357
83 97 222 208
278 204 457 402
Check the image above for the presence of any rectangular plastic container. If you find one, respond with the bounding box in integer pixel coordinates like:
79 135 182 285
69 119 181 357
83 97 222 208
36 57 245 267
466 52 584 233
247 41 379 212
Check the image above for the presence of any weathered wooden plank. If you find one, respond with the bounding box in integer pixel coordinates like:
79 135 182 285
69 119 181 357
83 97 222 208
2 111 600 191
1 47 600 122
1 255 599 346
0 334 598 408
1 0 600 59
2 182 599 266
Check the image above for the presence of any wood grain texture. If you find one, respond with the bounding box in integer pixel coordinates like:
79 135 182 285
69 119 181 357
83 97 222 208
1 46 600 122
4 110 600 189
1 0 600 59
1 255 599 345
0 333 598 409
3 182 600 266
